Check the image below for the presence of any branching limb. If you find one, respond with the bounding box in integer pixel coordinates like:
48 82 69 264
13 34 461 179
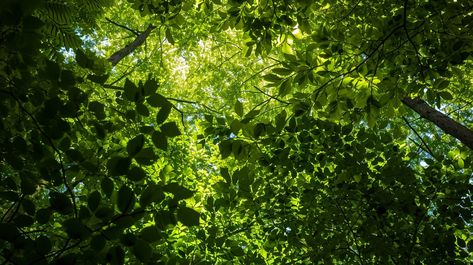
104 17 140 36
253 86 290 105
403 116 436 159
108 24 156 66
0 89 78 218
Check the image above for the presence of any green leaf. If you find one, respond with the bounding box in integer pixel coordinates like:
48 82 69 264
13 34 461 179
147 93 169 108
88 101 106 119
134 148 157 165
107 156 131 176
160 122 181 137
133 238 152 262
95 206 114 219
253 123 266 138
234 100 244 117
127 134 145 157
140 183 165 207
120 233 136 246
136 103 150 116
242 109 260 122
13 214 34 227
35 236 52 255
140 226 162 242
36 208 52 224
90 235 106 251
107 246 125 265
0 191 19 202
88 74 109 84
230 245 245 256
177 206 200 226
22 199 36 215
263 73 283 83
434 79 450 90
155 210 176 229
87 190 101 211
75 49 92 69
279 78 292 97
143 78 158 95
103 226 122 240
275 110 287 131
49 192 73 215
117 185 135 213
152 131 168 150
79 205 91 220
62 218 91 239
124 78 140 102
0 223 19 242
101 177 114 198
127 166 147 181
156 105 172 124
272 67 293 76
439 91 453 100
218 140 233 159
165 28 175 45
164 183 194 200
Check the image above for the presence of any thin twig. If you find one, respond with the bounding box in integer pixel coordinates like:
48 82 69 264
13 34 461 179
104 17 140 36
402 0 423 67
253 86 290 104
333 199 365 265
0 89 78 218
402 116 436 159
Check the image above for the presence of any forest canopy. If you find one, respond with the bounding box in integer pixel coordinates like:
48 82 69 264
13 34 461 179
0 0 472 264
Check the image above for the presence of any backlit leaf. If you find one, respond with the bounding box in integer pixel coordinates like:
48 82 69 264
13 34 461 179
177 206 200 226
117 185 135 213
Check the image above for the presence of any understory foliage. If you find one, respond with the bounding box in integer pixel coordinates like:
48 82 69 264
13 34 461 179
0 0 472 264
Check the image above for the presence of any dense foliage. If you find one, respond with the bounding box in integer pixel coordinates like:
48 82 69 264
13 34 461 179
0 0 472 264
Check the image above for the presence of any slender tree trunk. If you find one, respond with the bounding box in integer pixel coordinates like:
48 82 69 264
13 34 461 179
402 97 473 150
108 24 156 66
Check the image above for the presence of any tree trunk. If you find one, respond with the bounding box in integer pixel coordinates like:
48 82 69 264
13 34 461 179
108 24 156 66
402 97 473 150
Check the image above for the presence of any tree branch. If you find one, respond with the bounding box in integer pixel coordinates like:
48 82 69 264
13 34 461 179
104 17 140 36
108 24 156 66
402 97 473 150
402 116 436 158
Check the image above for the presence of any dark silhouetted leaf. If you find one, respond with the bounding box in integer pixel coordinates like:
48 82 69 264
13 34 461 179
127 166 147 181
90 235 106 251
177 207 200 226
140 184 165 207
147 93 168 108
127 134 145 157
140 226 162 243
143 78 158 95
156 105 172 124
0 223 19 242
234 100 243 117
117 185 135 213
49 192 73 215
62 218 91 239
133 239 152 262
101 177 114 198
134 148 157 165
164 183 194 200
152 131 168 150
87 190 101 211
106 246 125 265
35 235 52 255
107 156 131 176
160 122 180 137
